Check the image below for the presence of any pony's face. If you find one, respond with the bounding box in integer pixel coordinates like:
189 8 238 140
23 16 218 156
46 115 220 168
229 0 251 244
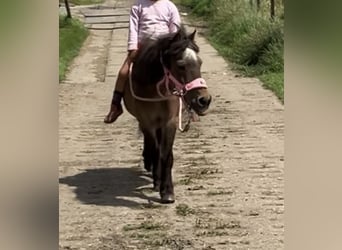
168 31 211 116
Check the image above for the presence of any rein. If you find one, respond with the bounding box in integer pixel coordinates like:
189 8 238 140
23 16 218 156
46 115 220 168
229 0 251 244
128 61 207 132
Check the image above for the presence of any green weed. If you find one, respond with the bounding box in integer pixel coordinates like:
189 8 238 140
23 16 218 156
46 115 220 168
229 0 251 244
59 16 88 81
123 221 164 231
259 72 284 103
178 177 193 185
176 204 195 216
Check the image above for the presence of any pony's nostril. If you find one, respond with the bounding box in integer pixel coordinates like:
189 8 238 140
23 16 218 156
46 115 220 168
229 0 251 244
197 96 210 107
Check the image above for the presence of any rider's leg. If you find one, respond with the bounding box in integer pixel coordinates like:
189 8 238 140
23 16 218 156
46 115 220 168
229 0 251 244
104 56 131 123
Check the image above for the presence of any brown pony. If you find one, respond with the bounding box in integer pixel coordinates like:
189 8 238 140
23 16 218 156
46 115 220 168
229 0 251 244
123 27 211 203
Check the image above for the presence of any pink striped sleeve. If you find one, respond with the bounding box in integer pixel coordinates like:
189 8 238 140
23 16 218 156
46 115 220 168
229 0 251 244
128 4 140 51
168 2 181 33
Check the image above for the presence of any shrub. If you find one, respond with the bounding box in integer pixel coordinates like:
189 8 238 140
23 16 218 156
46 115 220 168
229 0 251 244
229 17 283 67
176 0 284 101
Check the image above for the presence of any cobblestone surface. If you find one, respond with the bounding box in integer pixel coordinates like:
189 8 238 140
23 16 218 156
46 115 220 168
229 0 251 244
59 1 284 249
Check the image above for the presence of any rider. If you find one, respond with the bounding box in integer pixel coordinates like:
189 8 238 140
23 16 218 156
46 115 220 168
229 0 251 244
104 0 181 123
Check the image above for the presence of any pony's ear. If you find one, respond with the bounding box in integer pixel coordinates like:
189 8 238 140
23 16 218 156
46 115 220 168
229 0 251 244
188 29 197 41
171 29 182 42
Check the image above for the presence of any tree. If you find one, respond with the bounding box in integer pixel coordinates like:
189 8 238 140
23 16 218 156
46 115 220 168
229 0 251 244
257 0 261 12
270 0 275 19
64 0 72 19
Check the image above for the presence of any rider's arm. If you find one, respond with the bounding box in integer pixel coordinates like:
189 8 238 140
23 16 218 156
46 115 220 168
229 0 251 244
168 2 181 33
128 50 138 63
128 3 140 51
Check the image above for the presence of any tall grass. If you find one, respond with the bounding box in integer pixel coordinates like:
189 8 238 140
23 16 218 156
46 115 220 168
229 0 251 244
175 0 284 102
59 16 88 81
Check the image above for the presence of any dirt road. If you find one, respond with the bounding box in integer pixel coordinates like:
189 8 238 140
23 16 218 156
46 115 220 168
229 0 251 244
59 1 284 249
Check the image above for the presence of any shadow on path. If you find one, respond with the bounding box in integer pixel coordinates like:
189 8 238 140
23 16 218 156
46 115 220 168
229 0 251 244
59 167 159 207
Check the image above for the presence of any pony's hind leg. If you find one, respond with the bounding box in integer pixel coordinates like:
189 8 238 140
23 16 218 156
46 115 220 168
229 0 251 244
159 124 177 204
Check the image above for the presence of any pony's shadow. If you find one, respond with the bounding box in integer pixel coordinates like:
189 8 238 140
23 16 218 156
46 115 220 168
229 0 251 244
59 167 159 208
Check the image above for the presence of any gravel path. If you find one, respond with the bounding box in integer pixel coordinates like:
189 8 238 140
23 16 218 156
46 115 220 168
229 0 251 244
59 1 284 249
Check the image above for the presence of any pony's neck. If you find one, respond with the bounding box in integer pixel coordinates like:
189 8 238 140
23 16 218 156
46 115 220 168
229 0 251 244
133 50 166 86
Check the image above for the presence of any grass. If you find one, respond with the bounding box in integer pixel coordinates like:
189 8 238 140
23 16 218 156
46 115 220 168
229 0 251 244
175 0 284 103
123 221 165 231
59 16 88 81
209 16 284 102
179 167 221 184
195 230 229 237
259 72 284 102
194 218 243 237
139 203 164 209
178 177 193 185
215 220 241 229
175 204 195 216
194 218 211 229
149 237 192 248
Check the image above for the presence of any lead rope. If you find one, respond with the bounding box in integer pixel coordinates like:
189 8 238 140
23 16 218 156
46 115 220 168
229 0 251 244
178 97 191 132
129 64 170 102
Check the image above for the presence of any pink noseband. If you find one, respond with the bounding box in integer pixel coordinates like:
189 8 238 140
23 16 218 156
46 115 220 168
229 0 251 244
156 67 207 97
184 78 207 91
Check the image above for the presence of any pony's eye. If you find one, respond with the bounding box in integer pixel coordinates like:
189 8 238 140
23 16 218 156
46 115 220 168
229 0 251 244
178 65 186 70
176 60 186 70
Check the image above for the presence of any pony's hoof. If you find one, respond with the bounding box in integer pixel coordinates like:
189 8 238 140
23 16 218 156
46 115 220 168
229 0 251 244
160 194 175 204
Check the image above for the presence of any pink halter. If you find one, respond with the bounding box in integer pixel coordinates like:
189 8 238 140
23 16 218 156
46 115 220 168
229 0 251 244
128 63 207 132
156 66 207 97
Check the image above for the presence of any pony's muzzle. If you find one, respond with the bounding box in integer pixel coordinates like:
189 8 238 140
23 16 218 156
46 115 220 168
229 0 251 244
197 95 212 108
193 95 211 116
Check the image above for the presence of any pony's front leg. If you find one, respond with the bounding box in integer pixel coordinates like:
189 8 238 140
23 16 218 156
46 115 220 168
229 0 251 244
142 128 155 172
159 124 177 203
142 127 161 191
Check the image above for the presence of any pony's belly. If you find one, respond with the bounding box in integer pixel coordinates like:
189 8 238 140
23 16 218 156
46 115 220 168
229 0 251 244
136 101 177 127
126 100 179 127
123 82 179 127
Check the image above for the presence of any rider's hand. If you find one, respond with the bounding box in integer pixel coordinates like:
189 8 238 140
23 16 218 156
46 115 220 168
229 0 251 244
128 50 138 62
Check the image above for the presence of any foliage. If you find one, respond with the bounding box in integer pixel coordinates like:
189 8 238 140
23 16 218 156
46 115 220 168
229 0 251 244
259 72 284 102
175 204 195 216
175 0 284 102
59 16 88 81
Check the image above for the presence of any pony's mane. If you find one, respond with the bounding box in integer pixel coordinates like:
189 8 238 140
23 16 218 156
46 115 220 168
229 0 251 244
132 26 199 86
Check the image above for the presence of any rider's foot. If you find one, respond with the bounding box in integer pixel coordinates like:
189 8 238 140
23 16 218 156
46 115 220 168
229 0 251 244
104 104 123 123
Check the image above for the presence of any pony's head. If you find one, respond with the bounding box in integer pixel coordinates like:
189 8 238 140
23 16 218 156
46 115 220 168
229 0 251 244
134 27 212 115
161 28 212 115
